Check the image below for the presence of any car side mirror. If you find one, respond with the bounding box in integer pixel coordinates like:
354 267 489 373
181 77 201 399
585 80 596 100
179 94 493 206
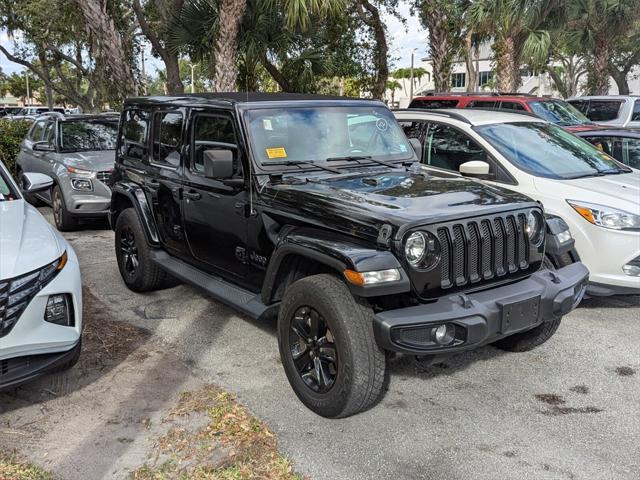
32 141 55 152
203 149 234 179
459 160 491 179
408 138 422 161
21 172 53 193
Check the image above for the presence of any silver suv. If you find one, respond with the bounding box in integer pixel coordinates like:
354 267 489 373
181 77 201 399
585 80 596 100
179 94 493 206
568 96 640 128
16 114 118 231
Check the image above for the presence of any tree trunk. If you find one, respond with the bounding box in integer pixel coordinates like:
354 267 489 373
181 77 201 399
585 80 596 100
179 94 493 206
212 0 247 92
424 9 452 92
609 67 630 95
494 37 519 92
589 37 611 95
261 56 292 92
355 0 388 100
76 0 136 95
464 32 477 92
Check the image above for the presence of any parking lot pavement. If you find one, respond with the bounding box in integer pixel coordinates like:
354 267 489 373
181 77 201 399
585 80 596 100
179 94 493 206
11 210 640 479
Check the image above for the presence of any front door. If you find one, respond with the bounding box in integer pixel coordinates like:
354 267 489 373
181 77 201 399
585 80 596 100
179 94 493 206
182 110 249 278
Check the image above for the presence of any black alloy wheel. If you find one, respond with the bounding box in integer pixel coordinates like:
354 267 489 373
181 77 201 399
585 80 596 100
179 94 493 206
119 226 139 275
288 306 338 394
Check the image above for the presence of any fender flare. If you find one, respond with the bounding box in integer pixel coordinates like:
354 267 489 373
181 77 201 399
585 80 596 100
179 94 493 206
109 181 160 245
261 227 410 303
544 214 580 263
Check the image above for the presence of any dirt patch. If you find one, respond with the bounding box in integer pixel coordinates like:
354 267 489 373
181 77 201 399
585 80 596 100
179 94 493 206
615 366 636 377
0 455 53 480
569 385 590 394
534 393 566 405
542 406 603 416
132 385 302 480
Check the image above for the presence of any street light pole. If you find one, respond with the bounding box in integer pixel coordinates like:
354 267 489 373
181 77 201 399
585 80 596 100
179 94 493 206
190 63 196 93
25 70 30 106
409 48 417 101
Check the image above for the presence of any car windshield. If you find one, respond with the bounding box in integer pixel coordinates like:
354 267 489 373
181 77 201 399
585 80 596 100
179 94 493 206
244 106 413 168
0 164 19 201
475 122 631 179
529 100 591 126
59 120 118 152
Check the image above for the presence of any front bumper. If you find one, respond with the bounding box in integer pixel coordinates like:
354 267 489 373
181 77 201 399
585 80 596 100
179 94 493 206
0 340 80 391
373 263 589 355
60 175 111 218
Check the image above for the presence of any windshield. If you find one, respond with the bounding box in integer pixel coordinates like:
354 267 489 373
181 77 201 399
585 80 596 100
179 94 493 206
475 122 631 179
0 164 19 201
244 106 413 168
529 100 591 126
59 120 118 152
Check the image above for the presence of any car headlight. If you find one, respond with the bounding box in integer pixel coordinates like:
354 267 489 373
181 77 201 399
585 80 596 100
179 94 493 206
567 201 640 231
67 166 95 177
404 231 441 270
526 210 545 246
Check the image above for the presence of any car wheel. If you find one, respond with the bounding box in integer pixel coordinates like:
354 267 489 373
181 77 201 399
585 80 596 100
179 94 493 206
492 317 562 352
52 185 79 231
278 274 386 418
114 208 178 292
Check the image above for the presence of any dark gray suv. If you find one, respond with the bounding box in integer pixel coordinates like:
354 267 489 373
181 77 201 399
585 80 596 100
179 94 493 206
17 113 118 230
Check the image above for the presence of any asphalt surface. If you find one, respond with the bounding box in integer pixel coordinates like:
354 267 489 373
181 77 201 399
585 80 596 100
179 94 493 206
35 210 640 479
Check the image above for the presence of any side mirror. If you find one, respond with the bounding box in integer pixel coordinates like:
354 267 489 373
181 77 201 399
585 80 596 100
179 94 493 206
459 160 491 179
203 149 234 179
33 141 55 152
408 138 422 162
21 172 53 193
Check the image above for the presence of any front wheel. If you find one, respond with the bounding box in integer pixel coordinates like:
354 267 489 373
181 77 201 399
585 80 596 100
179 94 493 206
278 274 386 418
492 317 562 352
52 185 78 231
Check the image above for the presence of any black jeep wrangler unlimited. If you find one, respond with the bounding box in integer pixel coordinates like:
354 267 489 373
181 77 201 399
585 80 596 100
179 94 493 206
109 93 588 418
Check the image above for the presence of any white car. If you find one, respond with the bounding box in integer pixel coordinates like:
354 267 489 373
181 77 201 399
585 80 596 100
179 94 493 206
394 109 640 296
0 162 82 390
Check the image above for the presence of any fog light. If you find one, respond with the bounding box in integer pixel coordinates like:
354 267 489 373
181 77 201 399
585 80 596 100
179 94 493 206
45 294 73 326
433 324 455 345
71 178 93 191
623 264 640 277
555 230 571 244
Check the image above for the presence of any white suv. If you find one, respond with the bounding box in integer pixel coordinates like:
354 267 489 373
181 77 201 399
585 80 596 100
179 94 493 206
394 109 640 296
0 162 82 390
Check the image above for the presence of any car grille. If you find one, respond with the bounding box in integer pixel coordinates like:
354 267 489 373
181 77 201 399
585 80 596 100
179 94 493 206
0 275 40 338
436 212 531 290
96 170 112 183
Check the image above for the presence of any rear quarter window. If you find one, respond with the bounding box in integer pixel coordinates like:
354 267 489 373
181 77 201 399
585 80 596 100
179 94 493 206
467 100 497 108
632 100 640 121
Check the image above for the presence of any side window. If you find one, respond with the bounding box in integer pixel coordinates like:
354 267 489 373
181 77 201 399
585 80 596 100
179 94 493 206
467 100 497 108
586 100 622 121
569 100 589 115
409 99 460 109
424 124 488 172
43 121 55 144
499 101 526 111
120 109 149 160
29 120 46 141
191 114 237 174
151 111 183 166
623 138 640 169
632 100 640 121
585 136 615 157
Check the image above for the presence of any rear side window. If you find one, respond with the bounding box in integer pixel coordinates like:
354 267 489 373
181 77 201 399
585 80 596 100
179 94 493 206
191 115 237 174
151 111 183 166
632 100 640 121
586 100 623 121
499 101 526 111
467 100 497 108
120 109 149 160
409 99 460 109
586 136 640 169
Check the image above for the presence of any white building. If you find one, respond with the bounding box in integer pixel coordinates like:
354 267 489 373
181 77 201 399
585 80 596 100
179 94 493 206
388 42 640 108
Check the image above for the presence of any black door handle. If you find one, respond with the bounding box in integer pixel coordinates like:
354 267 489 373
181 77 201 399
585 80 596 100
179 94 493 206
184 190 201 201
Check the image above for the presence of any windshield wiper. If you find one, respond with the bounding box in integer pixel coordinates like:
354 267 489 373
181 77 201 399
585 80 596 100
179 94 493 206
325 155 397 168
565 171 604 179
266 160 341 174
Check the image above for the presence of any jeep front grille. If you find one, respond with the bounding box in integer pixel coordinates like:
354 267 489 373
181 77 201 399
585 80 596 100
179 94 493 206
96 170 111 183
437 213 530 290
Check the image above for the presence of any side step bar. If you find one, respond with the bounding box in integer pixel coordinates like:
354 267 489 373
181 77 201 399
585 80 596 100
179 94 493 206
150 250 273 320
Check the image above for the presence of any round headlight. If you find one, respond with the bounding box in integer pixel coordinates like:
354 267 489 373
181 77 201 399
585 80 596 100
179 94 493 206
526 210 544 246
404 231 441 270
405 231 427 266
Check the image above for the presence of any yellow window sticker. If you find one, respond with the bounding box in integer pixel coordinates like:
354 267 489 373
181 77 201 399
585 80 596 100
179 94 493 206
266 147 287 159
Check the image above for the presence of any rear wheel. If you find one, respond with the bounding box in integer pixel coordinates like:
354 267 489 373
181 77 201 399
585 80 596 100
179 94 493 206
278 274 386 418
52 185 78 231
114 208 178 292
493 317 562 352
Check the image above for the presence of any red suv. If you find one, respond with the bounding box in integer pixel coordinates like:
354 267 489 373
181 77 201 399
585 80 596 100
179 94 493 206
408 93 599 132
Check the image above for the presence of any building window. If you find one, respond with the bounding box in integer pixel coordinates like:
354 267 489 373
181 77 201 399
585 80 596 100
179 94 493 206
478 71 493 86
451 73 466 89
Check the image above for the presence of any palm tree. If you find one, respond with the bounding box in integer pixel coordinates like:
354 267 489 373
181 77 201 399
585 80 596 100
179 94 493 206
386 79 401 105
468 0 559 92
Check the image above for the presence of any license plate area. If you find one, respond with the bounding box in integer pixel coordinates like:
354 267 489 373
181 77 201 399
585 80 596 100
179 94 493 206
499 296 541 334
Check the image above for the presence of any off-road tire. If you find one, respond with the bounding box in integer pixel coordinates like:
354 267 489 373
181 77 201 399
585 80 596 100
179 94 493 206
114 208 177 292
52 184 79 231
278 274 386 418
492 317 562 352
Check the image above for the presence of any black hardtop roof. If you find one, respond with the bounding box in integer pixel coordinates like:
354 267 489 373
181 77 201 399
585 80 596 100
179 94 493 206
60 113 119 122
125 92 379 108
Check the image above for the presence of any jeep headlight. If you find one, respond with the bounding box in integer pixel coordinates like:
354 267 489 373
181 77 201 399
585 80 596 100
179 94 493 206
568 201 640 231
404 231 441 270
526 210 545 246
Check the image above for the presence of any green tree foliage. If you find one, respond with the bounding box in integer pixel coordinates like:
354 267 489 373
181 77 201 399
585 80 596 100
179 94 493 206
0 120 32 176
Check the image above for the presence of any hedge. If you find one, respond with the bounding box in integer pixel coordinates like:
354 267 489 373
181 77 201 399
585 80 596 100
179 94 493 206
0 119 32 178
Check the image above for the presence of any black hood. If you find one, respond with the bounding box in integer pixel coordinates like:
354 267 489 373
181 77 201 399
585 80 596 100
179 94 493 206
259 168 536 242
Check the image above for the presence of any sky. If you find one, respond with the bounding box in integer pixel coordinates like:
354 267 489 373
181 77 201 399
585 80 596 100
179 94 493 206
0 2 427 77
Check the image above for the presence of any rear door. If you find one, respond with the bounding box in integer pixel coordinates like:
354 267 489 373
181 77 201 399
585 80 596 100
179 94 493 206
182 109 249 278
